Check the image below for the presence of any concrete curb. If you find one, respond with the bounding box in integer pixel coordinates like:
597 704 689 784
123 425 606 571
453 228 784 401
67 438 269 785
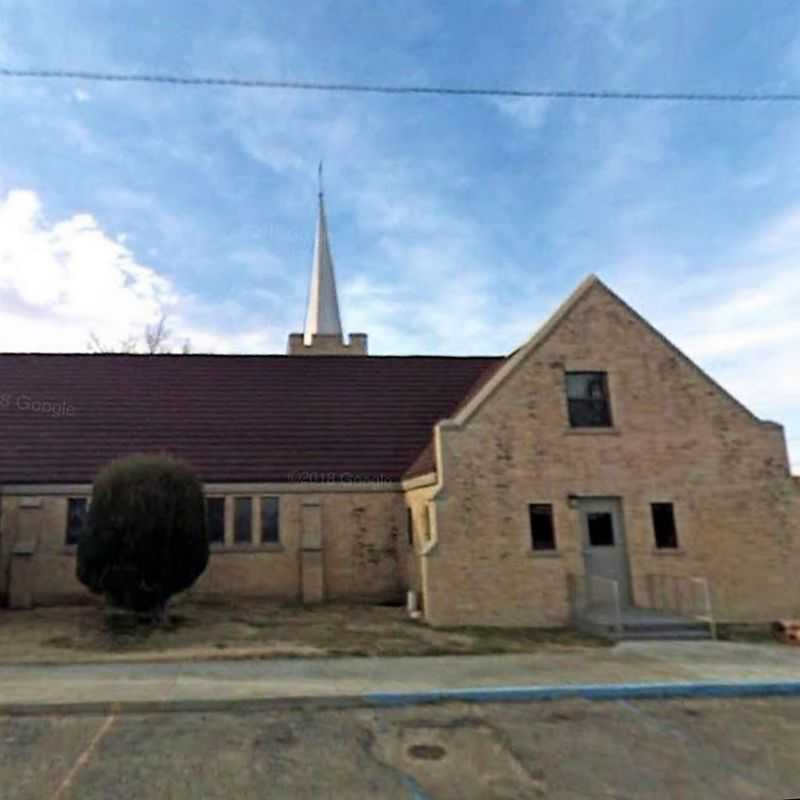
4 680 800 717
0 695 368 717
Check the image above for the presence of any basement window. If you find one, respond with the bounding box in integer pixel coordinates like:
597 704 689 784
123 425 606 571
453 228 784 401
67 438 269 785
206 497 226 545
529 504 557 551
260 497 280 544
651 503 679 549
65 497 88 546
566 372 612 427
234 497 253 544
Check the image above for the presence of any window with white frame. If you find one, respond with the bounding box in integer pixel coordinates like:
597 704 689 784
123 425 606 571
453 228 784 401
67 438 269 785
260 496 280 544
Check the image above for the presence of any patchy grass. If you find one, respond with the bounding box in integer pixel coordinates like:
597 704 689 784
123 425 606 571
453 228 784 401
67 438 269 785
0 599 607 664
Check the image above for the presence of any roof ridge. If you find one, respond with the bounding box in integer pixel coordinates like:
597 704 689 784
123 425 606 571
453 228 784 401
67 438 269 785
0 352 505 360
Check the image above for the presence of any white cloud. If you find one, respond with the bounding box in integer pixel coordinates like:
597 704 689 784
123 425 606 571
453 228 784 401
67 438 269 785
0 189 280 354
491 97 551 131
230 247 287 281
0 189 173 337
736 166 776 191
755 206 800 255
566 0 667 60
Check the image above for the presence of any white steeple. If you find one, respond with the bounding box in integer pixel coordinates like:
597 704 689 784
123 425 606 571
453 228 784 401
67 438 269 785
286 167 368 356
303 191 343 345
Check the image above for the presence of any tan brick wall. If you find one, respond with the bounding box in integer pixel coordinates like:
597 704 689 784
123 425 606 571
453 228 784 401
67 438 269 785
0 495 93 606
0 488 407 607
190 494 303 601
423 281 800 626
322 491 405 602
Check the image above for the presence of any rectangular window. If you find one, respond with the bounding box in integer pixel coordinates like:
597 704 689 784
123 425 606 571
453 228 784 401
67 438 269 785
234 497 253 544
65 497 88 546
407 508 414 546
652 503 679 549
587 512 615 546
529 504 556 551
206 497 226 545
566 372 612 427
260 497 280 544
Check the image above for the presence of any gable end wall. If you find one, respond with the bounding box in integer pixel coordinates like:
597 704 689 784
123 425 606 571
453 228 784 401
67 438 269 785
422 282 800 626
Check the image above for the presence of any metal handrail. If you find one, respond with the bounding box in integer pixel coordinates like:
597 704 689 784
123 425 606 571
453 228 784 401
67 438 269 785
690 576 717 641
645 573 716 640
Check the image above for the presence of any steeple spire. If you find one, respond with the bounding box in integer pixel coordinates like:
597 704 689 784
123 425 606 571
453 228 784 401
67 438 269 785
303 175 343 345
286 171 368 356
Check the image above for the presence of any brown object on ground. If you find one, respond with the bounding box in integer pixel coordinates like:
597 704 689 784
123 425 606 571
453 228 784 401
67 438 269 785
0 600 606 665
771 620 800 645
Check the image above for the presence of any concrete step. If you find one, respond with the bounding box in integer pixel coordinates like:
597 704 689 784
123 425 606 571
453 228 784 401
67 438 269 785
617 629 712 641
622 622 711 634
577 618 713 641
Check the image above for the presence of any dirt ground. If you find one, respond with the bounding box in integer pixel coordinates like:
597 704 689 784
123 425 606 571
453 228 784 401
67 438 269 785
0 599 606 664
3 697 799 799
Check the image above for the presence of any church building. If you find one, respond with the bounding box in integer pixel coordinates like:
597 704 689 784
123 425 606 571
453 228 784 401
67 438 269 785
1 192 798 630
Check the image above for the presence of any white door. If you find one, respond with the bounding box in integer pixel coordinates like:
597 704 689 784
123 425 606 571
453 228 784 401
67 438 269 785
578 498 631 606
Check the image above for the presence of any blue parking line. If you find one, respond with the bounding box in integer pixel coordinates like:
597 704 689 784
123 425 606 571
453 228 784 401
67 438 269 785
367 680 800 706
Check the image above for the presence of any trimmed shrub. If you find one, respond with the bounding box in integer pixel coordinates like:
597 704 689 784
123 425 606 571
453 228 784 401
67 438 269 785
77 454 209 616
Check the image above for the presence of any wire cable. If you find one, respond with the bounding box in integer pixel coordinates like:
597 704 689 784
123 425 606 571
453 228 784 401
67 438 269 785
2 67 800 103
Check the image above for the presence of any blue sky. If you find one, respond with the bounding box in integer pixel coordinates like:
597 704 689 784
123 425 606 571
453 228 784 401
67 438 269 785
0 1 798 470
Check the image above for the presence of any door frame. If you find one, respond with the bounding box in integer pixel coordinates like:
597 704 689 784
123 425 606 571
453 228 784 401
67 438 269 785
575 496 632 607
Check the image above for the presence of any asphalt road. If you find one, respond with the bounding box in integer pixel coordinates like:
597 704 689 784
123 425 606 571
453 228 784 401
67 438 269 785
3 698 799 799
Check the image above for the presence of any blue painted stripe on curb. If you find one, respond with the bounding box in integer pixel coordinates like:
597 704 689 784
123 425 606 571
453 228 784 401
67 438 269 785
366 681 800 706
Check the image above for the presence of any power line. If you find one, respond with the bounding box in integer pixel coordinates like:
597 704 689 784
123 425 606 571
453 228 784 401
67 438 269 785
2 67 800 103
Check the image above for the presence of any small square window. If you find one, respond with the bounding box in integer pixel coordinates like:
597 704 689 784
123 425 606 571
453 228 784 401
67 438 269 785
566 372 612 427
65 498 88 546
652 503 679 549
529 504 556 551
587 512 615 546
234 497 253 544
407 508 414 546
260 497 280 544
206 497 226 545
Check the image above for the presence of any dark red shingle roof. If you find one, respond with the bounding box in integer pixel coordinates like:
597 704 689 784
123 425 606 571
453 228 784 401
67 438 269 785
0 354 502 484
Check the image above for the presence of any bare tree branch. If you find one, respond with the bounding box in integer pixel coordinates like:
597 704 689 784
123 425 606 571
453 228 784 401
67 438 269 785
144 315 171 355
87 331 139 354
87 314 192 355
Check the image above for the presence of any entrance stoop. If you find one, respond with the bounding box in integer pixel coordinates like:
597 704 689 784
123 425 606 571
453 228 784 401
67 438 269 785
576 606 714 641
